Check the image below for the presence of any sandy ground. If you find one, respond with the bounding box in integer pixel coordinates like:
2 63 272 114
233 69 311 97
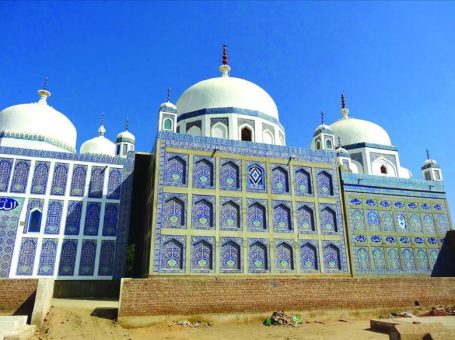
33 299 388 340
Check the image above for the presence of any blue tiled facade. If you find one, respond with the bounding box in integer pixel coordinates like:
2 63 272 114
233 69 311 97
342 173 452 276
149 132 349 275
0 145 134 279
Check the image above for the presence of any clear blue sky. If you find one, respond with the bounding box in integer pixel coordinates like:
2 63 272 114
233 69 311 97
1 1 455 213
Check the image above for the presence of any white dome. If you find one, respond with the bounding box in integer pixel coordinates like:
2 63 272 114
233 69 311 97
80 125 116 157
176 76 279 119
330 117 392 146
0 90 77 152
116 129 135 144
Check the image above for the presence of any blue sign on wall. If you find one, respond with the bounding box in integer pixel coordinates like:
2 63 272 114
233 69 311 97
0 198 19 211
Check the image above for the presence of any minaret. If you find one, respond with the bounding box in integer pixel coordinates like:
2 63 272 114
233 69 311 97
421 149 443 181
115 117 136 158
312 111 335 150
158 88 178 133
335 137 352 171
219 44 231 77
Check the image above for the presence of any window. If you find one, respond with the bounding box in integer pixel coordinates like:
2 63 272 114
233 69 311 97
434 170 441 180
316 140 321 150
241 127 252 141
122 144 128 155
28 209 42 232
380 165 387 174
163 118 173 131
116 145 120 155
325 139 333 149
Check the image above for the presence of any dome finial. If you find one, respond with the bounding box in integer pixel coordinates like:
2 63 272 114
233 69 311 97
340 93 350 119
320 111 324 125
125 117 129 130
167 87 171 102
426 148 430 160
219 44 231 77
98 112 106 136
37 76 51 105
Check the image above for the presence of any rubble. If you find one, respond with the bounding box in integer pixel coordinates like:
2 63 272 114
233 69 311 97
263 311 303 327
425 306 455 317
379 311 415 319
176 320 213 327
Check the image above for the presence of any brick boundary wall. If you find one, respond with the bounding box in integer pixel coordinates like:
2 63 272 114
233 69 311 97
118 277 455 316
0 279 38 313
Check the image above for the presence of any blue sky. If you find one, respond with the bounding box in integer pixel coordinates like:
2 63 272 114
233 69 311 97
1 1 455 211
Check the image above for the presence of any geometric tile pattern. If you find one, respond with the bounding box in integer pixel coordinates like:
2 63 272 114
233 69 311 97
317 170 333 196
50 163 69 195
220 197 241 230
191 236 214 273
220 159 240 190
294 167 312 195
44 200 63 234
79 239 97 276
193 157 214 188
248 239 269 273
31 161 50 195
16 238 37 275
0 158 13 192
37 238 58 275
98 240 115 276
58 239 78 276
102 203 119 236
107 168 122 199
0 197 24 278
300 240 318 271
70 164 87 197
275 240 294 271
192 195 215 230
220 238 242 273
64 201 83 235
88 166 105 198
83 202 101 236
273 201 292 232
271 165 289 194
10 160 31 193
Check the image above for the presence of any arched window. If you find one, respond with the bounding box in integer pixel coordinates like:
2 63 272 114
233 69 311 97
325 139 333 149
380 165 387 174
262 130 274 144
241 127 252 141
163 118 173 131
211 123 228 139
316 140 321 150
28 209 42 233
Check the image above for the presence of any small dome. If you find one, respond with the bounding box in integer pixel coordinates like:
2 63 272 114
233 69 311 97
313 124 333 137
176 76 279 119
160 101 178 113
336 145 349 157
330 117 392 146
116 129 135 144
0 89 77 152
80 125 116 156
422 159 440 169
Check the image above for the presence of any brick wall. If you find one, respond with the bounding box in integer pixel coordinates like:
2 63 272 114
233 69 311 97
0 279 38 313
119 276 455 316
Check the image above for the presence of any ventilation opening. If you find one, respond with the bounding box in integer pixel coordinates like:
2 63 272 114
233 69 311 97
241 127 252 141
380 165 387 174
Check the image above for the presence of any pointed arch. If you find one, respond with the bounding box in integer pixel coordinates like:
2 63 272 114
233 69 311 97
271 166 289 193
193 158 214 187
276 242 294 270
193 199 214 229
221 240 241 271
192 240 213 271
211 122 228 139
220 160 240 190
164 197 185 227
320 206 337 232
161 239 184 270
273 204 292 231
297 205 315 232
58 240 78 276
249 241 268 272
248 202 267 230
300 242 318 270
166 155 186 185
220 200 240 229
324 243 341 270
239 125 253 142
295 168 312 194
317 170 333 196
262 129 274 144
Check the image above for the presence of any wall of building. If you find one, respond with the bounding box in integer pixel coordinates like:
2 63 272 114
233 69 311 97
118 276 455 317
0 147 134 279
147 132 349 276
341 172 452 276
0 278 38 313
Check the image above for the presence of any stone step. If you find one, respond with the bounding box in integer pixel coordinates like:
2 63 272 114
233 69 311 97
0 316 28 332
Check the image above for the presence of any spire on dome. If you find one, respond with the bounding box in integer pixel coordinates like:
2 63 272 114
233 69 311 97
340 93 350 119
219 44 231 77
167 87 171 102
321 111 324 125
98 112 106 136
426 148 430 160
125 117 129 131
37 77 51 105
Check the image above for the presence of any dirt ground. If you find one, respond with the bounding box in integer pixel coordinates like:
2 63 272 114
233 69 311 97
33 299 388 340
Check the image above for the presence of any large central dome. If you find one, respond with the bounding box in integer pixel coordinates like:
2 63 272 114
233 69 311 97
176 76 279 119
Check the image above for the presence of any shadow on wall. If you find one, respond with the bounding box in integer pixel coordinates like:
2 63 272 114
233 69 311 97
432 230 455 277
13 291 36 324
